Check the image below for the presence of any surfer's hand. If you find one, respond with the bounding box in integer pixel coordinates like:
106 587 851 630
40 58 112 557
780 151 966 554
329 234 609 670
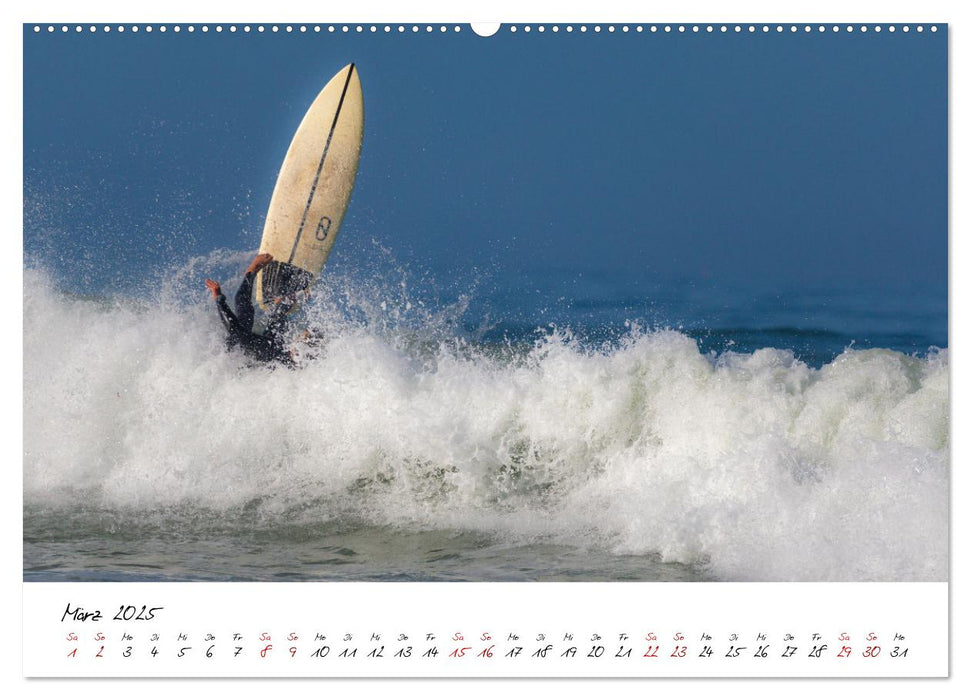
205 279 222 299
247 253 274 275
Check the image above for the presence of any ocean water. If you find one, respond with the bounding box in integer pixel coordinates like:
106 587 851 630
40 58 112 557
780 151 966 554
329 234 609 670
22 251 948 583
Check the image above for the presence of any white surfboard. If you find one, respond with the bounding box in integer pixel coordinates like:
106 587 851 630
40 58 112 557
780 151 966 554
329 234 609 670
256 64 364 307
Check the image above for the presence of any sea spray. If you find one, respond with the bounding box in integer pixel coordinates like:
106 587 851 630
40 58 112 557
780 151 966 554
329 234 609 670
23 262 948 581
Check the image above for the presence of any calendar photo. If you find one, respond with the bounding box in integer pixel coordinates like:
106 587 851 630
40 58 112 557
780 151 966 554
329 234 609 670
21 18 949 679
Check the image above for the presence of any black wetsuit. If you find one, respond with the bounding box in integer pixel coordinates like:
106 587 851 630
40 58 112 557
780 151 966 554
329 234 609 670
214 271 293 365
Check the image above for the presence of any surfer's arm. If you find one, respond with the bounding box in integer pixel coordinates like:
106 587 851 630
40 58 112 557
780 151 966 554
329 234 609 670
206 279 241 335
230 255 273 333
214 292 242 335
233 272 256 333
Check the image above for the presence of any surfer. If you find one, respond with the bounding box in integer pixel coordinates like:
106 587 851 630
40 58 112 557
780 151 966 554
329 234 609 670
205 253 296 366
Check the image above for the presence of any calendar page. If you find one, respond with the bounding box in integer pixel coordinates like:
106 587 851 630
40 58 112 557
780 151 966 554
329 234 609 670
18 0 953 690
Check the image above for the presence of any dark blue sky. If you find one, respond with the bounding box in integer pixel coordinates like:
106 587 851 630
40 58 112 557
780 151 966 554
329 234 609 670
23 25 946 300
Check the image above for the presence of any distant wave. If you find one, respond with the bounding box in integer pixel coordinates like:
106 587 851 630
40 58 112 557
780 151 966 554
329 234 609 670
23 259 949 581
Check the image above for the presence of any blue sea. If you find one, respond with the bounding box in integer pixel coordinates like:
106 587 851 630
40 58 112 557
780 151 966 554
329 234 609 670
22 245 948 583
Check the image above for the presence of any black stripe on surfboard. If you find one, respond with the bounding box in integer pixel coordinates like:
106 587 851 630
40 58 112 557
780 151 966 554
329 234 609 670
287 63 355 265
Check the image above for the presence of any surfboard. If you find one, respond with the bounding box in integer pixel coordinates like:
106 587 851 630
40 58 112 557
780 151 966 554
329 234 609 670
256 63 364 307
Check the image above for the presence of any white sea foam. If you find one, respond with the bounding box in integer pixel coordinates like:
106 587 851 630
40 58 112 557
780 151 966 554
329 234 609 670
22 263 948 581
